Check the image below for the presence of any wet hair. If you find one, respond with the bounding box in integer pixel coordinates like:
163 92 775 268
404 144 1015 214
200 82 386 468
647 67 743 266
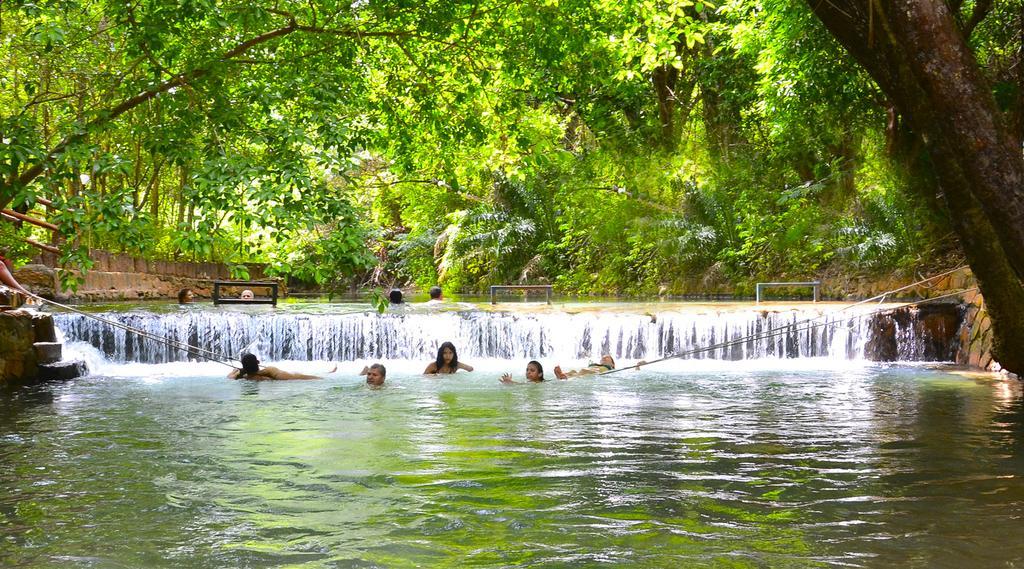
435 341 459 373
388 289 403 304
603 354 615 368
429 286 442 300
240 353 260 376
369 363 387 378
177 288 192 303
528 360 544 379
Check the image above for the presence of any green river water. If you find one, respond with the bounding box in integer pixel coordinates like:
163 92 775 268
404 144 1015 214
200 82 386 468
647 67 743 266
1 361 1023 568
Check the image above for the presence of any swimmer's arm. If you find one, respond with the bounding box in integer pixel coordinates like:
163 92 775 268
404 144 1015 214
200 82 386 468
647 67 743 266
499 373 517 384
458 362 474 372
359 366 370 375
423 362 438 374
227 368 242 379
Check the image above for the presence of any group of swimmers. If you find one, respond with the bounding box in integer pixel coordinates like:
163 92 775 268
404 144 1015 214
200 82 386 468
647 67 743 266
229 341 626 387
388 285 444 306
177 287 255 303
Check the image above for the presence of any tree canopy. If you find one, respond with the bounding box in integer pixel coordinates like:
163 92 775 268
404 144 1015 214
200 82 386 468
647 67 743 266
1 0 1012 320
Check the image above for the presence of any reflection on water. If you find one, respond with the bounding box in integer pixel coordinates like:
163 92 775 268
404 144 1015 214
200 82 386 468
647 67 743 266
2 363 1023 567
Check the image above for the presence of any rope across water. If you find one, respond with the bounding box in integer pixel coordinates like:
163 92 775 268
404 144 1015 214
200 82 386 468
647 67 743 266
22 292 239 369
13 265 971 374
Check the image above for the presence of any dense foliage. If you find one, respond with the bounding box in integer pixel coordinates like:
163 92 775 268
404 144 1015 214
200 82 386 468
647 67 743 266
0 0 972 295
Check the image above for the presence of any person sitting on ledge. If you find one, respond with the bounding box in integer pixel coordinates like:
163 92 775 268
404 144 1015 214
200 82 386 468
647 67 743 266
500 360 546 384
228 353 335 381
177 288 195 304
553 354 616 379
360 363 387 387
240 289 254 300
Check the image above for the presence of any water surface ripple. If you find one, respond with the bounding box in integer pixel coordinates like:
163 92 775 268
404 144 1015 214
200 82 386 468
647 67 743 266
2 363 1023 567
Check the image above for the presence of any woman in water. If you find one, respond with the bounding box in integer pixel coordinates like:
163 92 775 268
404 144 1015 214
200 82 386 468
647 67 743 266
553 354 615 379
500 360 545 384
424 341 474 374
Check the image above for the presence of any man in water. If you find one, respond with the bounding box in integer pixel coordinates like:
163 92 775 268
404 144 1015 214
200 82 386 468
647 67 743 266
388 289 403 305
360 363 387 387
228 354 333 380
426 285 444 304
553 354 615 379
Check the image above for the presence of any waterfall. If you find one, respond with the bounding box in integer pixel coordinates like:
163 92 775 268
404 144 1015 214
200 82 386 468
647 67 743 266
51 304 960 364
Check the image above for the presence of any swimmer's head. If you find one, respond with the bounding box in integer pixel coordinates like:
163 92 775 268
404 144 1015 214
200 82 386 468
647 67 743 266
241 353 260 375
366 363 386 386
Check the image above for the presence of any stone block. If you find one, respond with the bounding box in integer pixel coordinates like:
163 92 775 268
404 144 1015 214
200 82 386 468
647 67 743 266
32 313 57 342
969 348 981 368
961 290 980 305
0 310 39 384
37 360 87 381
34 342 62 364
977 314 992 337
94 250 109 271
12 264 57 297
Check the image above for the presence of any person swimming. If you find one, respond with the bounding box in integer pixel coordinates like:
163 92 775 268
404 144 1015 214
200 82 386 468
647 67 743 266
228 354 333 380
500 360 545 384
360 363 387 387
553 354 615 379
424 341 474 374
177 288 194 304
426 286 444 304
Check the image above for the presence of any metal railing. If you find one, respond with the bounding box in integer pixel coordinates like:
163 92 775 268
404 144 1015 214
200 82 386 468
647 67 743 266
490 285 553 304
755 281 821 303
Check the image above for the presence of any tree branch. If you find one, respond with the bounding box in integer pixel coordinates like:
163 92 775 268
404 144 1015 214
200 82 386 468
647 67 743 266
1 21 301 210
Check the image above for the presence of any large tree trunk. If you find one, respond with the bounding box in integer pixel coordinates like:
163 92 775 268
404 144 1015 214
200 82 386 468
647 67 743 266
807 0 1024 373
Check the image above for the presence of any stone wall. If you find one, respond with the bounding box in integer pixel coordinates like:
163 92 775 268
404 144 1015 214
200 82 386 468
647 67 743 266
17 250 276 302
956 288 997 372
0 310 49 385
32 250 268 280
820 267 976 301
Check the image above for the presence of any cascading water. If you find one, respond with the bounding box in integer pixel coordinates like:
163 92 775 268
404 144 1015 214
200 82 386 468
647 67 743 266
51 304 961 364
